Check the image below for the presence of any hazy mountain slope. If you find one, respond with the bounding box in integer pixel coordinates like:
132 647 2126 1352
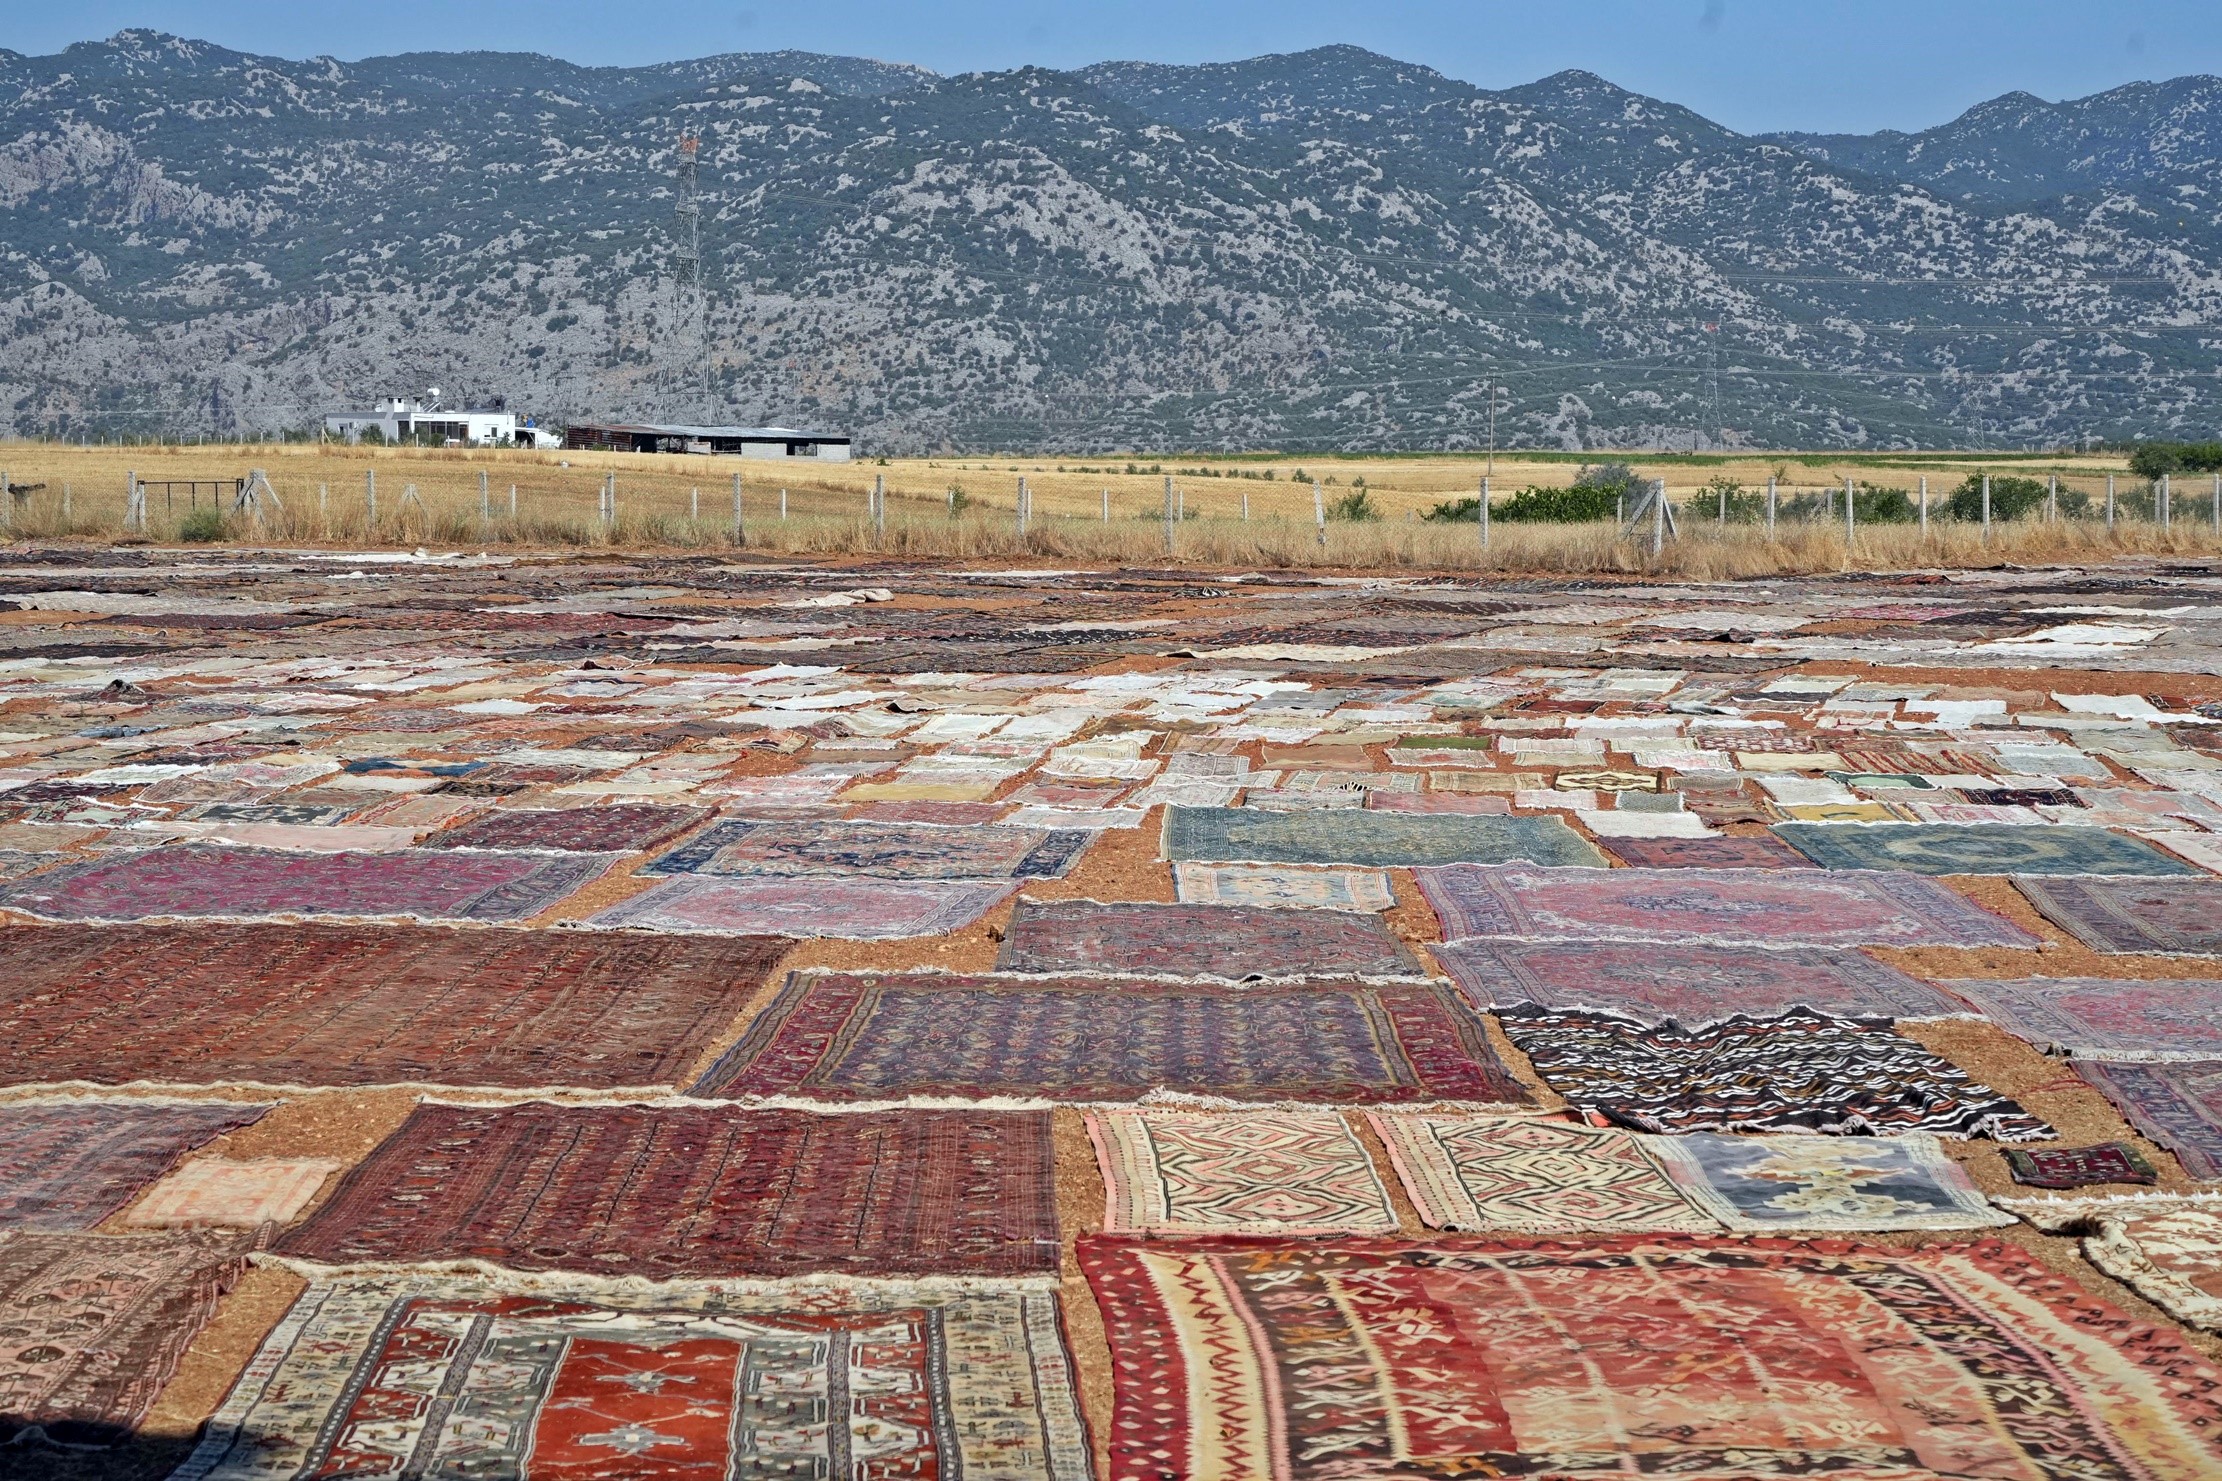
1 30 2217 450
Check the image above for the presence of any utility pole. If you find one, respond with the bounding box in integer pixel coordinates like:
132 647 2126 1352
1486 376 1497 479
672 131 707 418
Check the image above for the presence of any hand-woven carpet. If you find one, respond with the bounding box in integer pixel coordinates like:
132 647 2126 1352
423 802 710 853
690 971 1526 1104
1495 1005 2053 1140
1162 805 1605 867
2013 876 2222 955
2011 1194 2222 1334
0 844 613 922
0 1101 268 1230
276 1103 1058 1278
121 1158 340 1229
0 1230 243 1449
1775 821 2202 876
1416 862 2034 948
1434 938 1966 1025
995 898 1422 978
1597 833 1816 870
2074 1061 2222 1179
1172 862 1396 912
1365 1114 1716 1233
586 875 1019 938
2006 1142 2159 1189
645 817 1091 878
1943 976 2222 1059
176 1275 1093 1481
1087 1109 1397 1234
0 923 786 1089
1079 1234 2222 1479
1646 1132 2011 1231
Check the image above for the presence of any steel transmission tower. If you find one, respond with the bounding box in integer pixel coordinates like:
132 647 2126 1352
673 131 707 418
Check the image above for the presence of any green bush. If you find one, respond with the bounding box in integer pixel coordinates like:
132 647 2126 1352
1944 474 2085 521
1851 482 1918 523
1491 484 1622 523
1326 489 1381 522
178 506 226 542
1423 496 1482 522
2130 441 2222 479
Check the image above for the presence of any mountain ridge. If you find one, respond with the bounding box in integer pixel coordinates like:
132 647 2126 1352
2 32 2218 451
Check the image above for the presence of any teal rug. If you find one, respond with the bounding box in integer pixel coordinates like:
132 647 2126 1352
1163 807 1604 868
1774 823 2201 877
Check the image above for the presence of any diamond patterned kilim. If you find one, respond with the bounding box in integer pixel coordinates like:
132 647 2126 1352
1365 1114 1715 1233
1087 1110 1396 1234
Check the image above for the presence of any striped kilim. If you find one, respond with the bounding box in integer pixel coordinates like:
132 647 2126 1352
1366 1114 1714 1233
1087 1110 1396 1234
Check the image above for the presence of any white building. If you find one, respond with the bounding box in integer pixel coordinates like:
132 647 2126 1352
325 396 550 447
561 421 852 460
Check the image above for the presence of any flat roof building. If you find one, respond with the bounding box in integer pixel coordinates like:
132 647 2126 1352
325 397 553 447
562 422 852 460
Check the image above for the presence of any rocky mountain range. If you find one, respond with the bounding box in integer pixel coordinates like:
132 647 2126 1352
2 29 2220 451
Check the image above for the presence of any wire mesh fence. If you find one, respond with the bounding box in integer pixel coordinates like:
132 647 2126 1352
0 443 2213 575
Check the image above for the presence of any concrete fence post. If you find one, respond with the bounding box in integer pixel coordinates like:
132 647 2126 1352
1163 475 1176 554
2163 473 2173 532
1313 480 1326 546
1845 475 1856 545
1100 488 1109 523
1479 475 1490 551
731 472 743 542
1918 475 1928 535
1766 475 1777 537
480 469 490 522
2106 474 2116 531
1981 474 1991 542
366 468 377 526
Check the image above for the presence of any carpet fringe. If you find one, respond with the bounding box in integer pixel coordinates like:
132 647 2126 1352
250 1252 1062 1295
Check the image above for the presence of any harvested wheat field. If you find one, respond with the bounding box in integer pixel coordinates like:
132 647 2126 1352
13 538 2222 1476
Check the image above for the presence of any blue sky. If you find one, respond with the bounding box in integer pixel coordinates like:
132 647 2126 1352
9 0 2220 134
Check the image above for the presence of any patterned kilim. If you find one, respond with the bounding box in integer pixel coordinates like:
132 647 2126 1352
1416 862 2035 948
1435 939 1966 1025
0 844 613 922
122 1159 340 1229
1079 1234 2222 1479
177 1275 1093 1481
2006 1142 2159 1189
1365 1114 1715 1233
1496 1006 2053 1140
645 817 1092 878
996 899 1422 978
423 803 710 853
277 1103 1058 1278
1597 833 1815 870
1646 1133 2012 1231
2075 1062 2222 1179
0 923 785 1089
2014 876 2222 955
1173 863 1396 912
1776 822 2202 877
1162 806 1606 867
0 1231 244 1448
0 1101 269 1230
1944 977 2222 1059
586 876 1019 937
691 971 1526 1104
1087 1110 1396 1234
2011 1194 2222 1333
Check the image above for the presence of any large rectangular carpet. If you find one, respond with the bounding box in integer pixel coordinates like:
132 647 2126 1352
1775 822 2202 876
0 923 785 1090
645 817 1091 878
1943 976 2222 1059
276 1103 1058 1278
1416 862 2035 948
0 1230 245 1450
1496 1005 2052 1140
2013 876 2222 955
691 971 1526 1104
423 802 710 853
587 875 1019 937
2075 1061 2222 1179
1087 1109 1397 1234
1434 939 1967 1024
1078 1234 2222 1479
1162 806 1605 867
177 1275 1093 1480
0 844 613 922
995 898 1422 977
0 1101 269 1230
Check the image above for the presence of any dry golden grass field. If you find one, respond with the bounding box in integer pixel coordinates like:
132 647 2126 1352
0 440 2213 577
